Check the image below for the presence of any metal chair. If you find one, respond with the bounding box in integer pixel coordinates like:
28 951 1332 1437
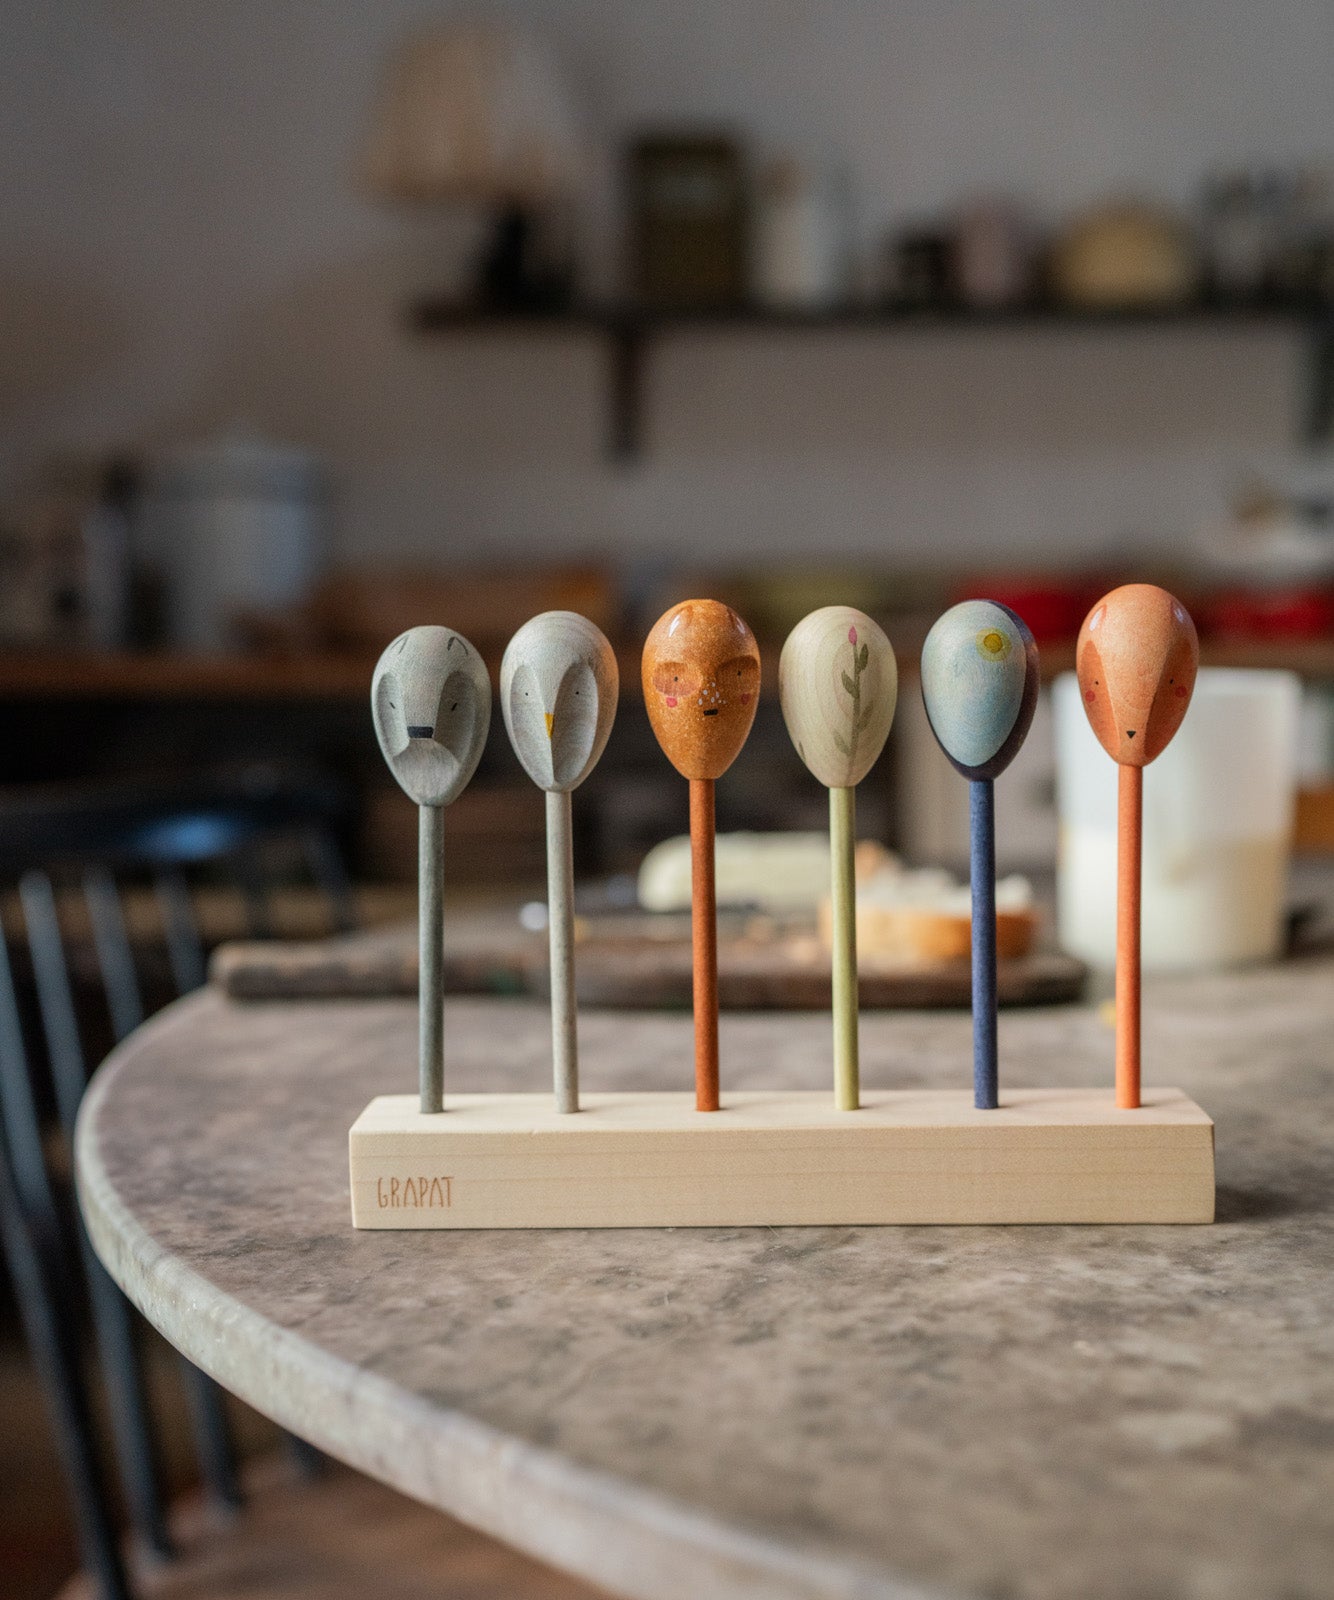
0 765 355 1597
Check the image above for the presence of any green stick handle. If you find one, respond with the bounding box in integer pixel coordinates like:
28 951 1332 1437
830 784 859 1110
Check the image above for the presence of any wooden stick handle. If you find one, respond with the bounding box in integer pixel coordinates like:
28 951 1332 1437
690 777 719 1112
1116 762 1143 1109
969 778 998 1110
546 788 578 1113
829 785 859 1110
418 803 444 1114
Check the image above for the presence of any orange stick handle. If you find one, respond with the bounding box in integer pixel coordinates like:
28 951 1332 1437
690 777 720 1111
1116 762 1142 1109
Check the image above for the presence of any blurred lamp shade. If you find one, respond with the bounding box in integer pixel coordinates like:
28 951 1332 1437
362 25 582 309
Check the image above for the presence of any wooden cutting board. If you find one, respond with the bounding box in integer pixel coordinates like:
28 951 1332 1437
211 911 1086 1010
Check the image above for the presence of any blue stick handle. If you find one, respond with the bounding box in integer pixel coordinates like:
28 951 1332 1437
969 777 998 1109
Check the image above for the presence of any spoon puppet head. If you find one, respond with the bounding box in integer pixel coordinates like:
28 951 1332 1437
501 611 619 792
920 599 1039 781
1076 584 1198 767
779 606 897 788
372 625 491 807
642 599 760 781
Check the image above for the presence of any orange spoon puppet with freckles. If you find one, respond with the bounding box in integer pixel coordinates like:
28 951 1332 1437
643 600 760 1109
1077 584 1199 1108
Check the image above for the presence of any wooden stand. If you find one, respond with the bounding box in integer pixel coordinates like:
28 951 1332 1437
349 1087 1215 1229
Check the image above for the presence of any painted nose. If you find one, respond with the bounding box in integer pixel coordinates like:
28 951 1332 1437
1126 730 1136 740
544 713 554 738
407 725 434 739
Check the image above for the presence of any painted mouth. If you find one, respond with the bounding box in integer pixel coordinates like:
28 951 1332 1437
702 708 719 716
407 725 434 739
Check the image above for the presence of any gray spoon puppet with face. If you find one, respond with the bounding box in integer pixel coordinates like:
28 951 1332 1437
372 625 491 1112
501 612 618 1111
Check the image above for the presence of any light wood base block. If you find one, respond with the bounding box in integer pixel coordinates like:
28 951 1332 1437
349 1088 1214 1228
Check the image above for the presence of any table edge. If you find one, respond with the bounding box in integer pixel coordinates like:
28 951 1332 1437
74 993 955 1600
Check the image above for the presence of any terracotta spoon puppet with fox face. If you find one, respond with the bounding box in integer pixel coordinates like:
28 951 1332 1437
1077 585 1198 1108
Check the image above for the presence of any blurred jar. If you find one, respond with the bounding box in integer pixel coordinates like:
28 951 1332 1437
0 456 134 649
1054 669 1300 970
752 157 842 309
145 432 327 650
950 198 1035 309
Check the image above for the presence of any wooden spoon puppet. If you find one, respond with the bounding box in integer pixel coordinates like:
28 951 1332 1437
372 625 491 1113
779 606 897 1109
920 600 1039 1109
642 600 760 1110
1076 584 1198 1108
501 611 619 1112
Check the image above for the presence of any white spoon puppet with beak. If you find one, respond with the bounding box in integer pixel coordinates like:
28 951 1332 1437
501 611 618 1110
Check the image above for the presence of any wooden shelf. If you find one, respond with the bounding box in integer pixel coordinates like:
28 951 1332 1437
413 296 1334 460
0 651 379 700
4 636 1334 703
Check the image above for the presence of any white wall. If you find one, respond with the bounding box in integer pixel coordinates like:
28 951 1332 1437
2 0 1330 570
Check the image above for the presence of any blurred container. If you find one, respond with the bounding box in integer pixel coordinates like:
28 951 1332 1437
627 133 748 309
882 225 952 307
1054 669 1300 970
950 198 1035 309
752 158 842 309
1049 201 1199 308
0 456 133 649
1201 169 1284 301
955 574 1104 644
146 433 327 650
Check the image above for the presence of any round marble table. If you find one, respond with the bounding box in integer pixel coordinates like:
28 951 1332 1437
76 966 1334 1600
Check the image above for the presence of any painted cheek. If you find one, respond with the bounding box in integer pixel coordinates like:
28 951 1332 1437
665 696 677 708
739 692 752 704
1175 685 1188 698
1085 691 1096 705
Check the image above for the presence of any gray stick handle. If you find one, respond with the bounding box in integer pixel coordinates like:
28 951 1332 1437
419 803 444 1114
546 788 578 1112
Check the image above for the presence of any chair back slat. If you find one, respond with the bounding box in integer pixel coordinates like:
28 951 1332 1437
154 871 207 996
0 924 62 1229
0 767 356 1583
16 874 178 1562
20 873 90 1134
85 867 147 1040
0 1131 134 1600
304 827 358 935
236 850 275 941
